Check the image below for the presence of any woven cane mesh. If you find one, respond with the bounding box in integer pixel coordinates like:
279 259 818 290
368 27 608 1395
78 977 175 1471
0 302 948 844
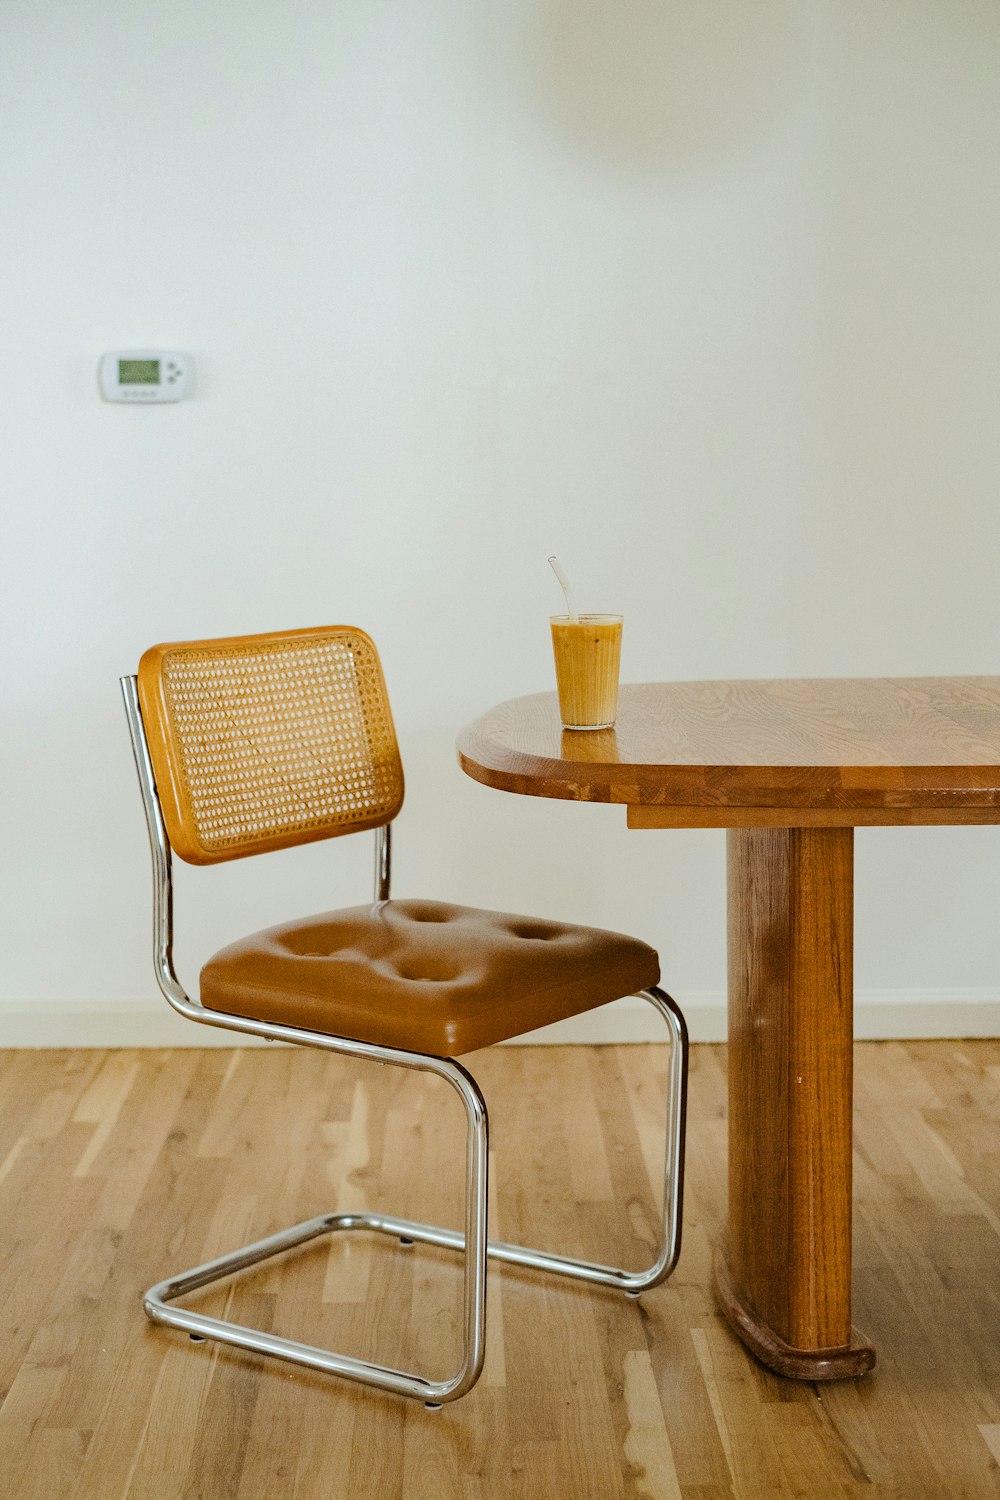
146 630 403 862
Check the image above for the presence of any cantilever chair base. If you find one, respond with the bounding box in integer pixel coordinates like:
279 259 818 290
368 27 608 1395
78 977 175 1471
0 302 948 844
143 986 687 1407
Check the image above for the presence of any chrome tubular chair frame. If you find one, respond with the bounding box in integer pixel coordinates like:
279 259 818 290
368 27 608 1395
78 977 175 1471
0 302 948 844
121 675 688 1406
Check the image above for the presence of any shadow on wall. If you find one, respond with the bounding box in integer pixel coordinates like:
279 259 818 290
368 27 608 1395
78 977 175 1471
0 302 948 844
505 0 810 178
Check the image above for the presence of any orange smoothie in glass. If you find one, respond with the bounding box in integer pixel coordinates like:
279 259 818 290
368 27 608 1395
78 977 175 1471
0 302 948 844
550 614 623 730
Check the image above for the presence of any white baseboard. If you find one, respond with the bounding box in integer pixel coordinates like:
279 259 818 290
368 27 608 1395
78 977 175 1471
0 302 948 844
528 988 1000 1045
1 989 998 1048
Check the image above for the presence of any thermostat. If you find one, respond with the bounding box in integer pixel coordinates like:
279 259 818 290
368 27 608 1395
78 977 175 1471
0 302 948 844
99 350 192 403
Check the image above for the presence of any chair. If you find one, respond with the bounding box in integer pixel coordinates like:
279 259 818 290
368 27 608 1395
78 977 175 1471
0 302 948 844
121 625 688 1407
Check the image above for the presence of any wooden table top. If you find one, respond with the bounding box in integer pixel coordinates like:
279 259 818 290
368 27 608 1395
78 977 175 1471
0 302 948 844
457 676 1000 829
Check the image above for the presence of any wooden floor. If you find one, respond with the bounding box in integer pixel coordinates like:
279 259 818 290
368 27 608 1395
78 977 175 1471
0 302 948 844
0 1040 998 1499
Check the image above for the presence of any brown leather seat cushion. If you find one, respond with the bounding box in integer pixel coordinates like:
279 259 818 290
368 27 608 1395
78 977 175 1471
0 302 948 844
200 899 659 1057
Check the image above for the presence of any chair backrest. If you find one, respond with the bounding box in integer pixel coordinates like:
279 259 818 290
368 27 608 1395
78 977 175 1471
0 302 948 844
136 626 405 865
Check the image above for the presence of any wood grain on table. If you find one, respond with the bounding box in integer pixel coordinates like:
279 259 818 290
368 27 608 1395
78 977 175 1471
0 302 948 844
457 677 1000 824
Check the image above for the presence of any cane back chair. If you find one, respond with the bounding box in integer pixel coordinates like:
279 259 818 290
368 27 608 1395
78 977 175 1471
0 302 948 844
121 625 688 1407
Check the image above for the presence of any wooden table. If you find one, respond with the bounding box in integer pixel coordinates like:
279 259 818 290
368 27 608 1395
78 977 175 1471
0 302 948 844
457 677 1000 1380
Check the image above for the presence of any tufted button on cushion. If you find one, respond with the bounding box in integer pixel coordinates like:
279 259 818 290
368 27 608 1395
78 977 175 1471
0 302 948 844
200 900 659 1056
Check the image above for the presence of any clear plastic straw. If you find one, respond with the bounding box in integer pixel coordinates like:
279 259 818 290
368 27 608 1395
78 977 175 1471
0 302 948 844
548 555 579 623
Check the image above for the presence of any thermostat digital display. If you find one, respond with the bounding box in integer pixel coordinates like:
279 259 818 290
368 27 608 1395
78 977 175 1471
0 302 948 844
99 350 192 402
119 358 160 384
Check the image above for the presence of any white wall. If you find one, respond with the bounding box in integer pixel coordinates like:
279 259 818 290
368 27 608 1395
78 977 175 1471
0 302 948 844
2 0 998 1045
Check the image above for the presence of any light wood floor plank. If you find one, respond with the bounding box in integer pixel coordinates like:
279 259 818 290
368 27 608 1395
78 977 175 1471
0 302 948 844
0 1040 998 1498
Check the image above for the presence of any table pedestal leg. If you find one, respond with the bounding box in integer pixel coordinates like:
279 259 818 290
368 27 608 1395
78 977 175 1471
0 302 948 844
712 827 876 1380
